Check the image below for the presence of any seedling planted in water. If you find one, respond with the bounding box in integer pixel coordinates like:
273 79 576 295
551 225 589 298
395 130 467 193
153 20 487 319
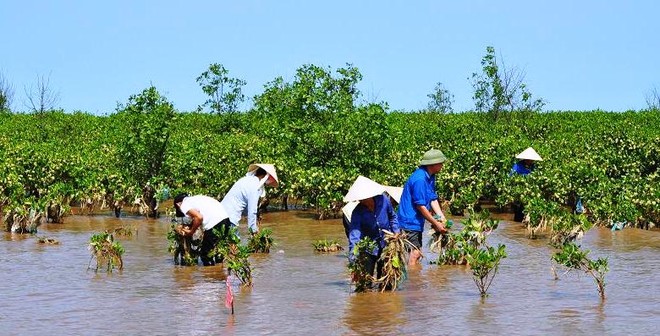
312 239 344 252
88 232 124 273
552 242 608 299
465 244 507 297
248 228 274 253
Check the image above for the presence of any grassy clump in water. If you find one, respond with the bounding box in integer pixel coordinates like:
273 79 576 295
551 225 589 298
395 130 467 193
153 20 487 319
312 239 344 252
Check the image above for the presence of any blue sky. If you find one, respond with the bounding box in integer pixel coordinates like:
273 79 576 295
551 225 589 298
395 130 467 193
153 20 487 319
1 0 658 114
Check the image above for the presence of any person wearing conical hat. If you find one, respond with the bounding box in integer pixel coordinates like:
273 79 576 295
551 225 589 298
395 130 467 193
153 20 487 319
341 184 403 238
397 149 449 266
220 163 279 235
510 147 542 176
343 176 400 284
510 148 542 221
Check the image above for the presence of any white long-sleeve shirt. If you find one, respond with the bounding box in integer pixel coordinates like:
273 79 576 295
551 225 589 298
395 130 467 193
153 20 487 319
220 175 264 232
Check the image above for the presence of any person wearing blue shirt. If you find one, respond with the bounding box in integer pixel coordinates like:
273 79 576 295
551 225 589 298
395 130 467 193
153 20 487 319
344 176 400 287
397 149 449 266
509 147 543 221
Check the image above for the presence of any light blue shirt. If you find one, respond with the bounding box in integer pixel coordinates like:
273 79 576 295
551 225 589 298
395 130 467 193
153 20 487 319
220 175 264 232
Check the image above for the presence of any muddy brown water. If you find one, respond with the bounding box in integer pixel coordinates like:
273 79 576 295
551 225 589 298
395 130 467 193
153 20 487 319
1 211 658 335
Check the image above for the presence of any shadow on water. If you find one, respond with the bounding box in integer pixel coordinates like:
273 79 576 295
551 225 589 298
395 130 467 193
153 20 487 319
0 210 658 334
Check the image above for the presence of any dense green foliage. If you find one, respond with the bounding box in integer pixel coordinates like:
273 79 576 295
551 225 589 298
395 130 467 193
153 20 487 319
0 61 658 234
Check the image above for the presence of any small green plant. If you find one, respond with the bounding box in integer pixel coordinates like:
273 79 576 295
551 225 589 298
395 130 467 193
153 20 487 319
432 211 498 265
348 237 377 292
465 244 507 297
552 242 608 299
247 228 274 253
312 239 344 252
88 232 124 273
214 227 252 287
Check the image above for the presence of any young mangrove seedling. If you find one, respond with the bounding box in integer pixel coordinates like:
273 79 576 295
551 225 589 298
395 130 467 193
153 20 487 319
167 223 201 266
88 232 124 273
312 239 344 252
465 244 507 298
552 242 608 300
248 228 274 253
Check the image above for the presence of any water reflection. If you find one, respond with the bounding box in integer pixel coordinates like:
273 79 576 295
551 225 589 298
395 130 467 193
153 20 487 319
343 291 405 335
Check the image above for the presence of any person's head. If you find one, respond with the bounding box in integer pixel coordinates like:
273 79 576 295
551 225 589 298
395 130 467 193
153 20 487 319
343 176 385 210
419 149 447 175
173 193 189 217
248 164 279 187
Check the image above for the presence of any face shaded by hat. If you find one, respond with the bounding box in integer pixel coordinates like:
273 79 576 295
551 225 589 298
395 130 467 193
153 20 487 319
247 163 279 187
420 149 447 166
173 193 189 217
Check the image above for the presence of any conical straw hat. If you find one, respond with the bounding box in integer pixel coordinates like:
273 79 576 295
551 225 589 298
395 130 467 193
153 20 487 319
247 163 279 186
343 176 386 202
383 186 403 204
515 147 543 161
341 201 359 221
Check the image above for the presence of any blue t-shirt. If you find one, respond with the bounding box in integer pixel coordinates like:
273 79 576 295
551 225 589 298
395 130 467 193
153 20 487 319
397 167 438 232
347 194 400 261
510 161 533 176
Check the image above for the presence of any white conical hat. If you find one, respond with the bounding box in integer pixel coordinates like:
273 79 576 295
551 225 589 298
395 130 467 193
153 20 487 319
341 201 359 221
247 163 279 186
383 186 403 204
343 176 386 202
515 147 543 161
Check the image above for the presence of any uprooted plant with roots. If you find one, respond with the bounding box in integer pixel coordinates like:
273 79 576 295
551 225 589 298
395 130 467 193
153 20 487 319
167 222 201 266
348 237 378 292
376 230 412 292
248 228 274 253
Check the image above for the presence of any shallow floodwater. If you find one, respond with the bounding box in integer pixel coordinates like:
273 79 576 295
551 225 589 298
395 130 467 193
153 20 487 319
1 211 658 335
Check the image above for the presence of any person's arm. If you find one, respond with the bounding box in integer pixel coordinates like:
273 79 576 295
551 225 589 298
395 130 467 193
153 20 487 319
416 204 447 234
430 199 446 222
247 187 260 234
347 211 362 263
386 199 400 234
184 208 204 236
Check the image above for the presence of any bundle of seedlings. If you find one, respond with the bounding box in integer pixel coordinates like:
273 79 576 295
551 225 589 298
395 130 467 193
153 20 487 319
312 239 344 252
432 211 498 265
465 244 507 297
215 227 252 287
552 242 609 300
348 237 377 292
88 232 124 273
167 223 201 266
428 218 454 253
247 228 274 253
376 230 412 292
